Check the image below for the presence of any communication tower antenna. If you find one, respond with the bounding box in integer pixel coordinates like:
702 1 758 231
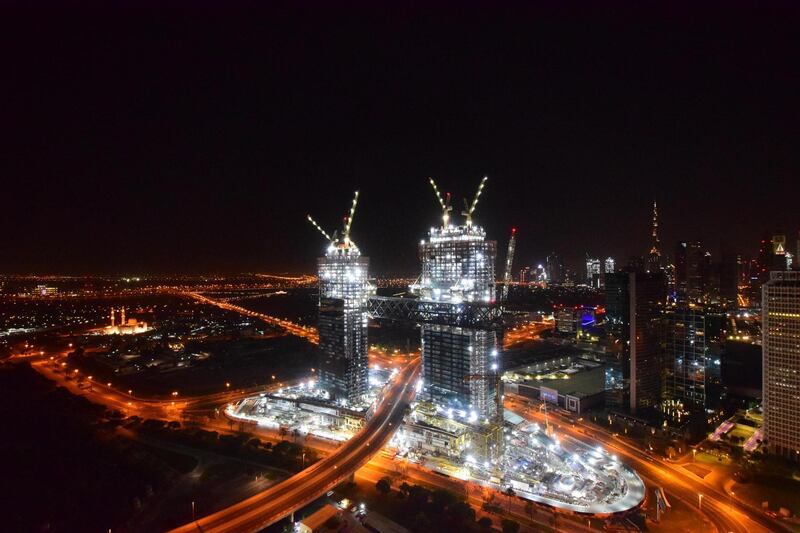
429 178 452 227
307 214 334 243
463 176 488 226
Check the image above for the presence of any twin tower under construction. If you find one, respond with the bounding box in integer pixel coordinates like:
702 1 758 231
308 179 502 447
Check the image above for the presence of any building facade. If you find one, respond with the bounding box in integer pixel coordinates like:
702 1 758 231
663 306 711 409
604 271 666 413
413 223 500 423
675 241 704 303
763 271 800 459
317 243 371 406
586 257 602 288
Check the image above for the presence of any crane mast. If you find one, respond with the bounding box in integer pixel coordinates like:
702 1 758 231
501 227 517 301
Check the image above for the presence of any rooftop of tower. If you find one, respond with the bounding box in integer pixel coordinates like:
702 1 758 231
424 223 487 244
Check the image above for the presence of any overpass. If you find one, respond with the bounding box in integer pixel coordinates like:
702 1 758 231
169 357 421 533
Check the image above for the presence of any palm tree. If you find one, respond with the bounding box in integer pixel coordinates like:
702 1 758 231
503 487 516 512
524 500 535 522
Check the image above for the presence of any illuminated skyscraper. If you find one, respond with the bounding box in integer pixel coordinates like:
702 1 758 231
411 178 500 423
586 256 601 288
663 306 712 409
763 271 800 459
309 192 372 406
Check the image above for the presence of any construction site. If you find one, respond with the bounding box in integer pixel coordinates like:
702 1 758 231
228 177 645 516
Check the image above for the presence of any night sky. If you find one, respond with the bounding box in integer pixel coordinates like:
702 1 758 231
3 3 799 276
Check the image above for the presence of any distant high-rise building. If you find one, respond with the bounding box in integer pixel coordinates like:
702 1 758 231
604 257 616 274
586 256 601 288
547 253 565 285
662 306 723 409
772 232 787 256
719 245 740 308
701 251 720 303
763 271 800 459
675 241 704 303
646 201 662 273
519 266 531 284
758 232 790 284
534 264 547 283
604 271 666 413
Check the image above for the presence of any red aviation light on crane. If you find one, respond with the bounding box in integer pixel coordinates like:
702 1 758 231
511 227 517 235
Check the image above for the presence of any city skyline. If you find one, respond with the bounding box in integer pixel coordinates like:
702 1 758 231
3 5 799 275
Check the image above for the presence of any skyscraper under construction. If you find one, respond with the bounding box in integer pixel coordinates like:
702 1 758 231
411 178 500 423
308 192 372 406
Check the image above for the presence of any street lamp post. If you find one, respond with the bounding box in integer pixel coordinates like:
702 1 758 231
191 501 195 522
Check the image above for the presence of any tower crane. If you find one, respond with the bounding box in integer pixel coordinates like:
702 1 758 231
428 178 452 227
462 176 488 226
501 227 517 301
307 190 361 249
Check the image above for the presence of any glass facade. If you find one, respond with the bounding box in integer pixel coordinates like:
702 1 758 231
663 307 707 408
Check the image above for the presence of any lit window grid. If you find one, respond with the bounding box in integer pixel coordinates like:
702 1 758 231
763 272 800 458
664 308 708 408
415 224 496 304
317 250 371 405
422 325 499 421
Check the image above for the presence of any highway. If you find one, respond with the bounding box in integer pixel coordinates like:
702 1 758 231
503 320 553 348
169 357 421 533
31 358 296 421
187 292 320 344
504 393 782 533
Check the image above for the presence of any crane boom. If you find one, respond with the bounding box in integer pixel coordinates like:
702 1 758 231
307 214 333 243
343 190 359 240
462 176 488 225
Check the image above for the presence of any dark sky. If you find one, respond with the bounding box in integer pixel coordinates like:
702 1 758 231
2 3 799 276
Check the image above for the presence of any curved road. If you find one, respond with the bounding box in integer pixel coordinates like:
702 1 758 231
169 358 421 533
505 393 782 533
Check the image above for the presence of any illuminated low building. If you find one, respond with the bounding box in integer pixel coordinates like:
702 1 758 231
103 307 149 335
